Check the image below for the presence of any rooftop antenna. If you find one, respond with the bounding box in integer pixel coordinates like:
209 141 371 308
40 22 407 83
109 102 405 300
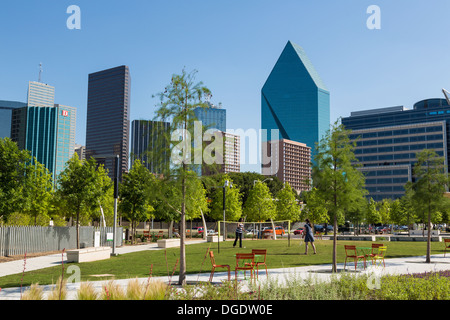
443 89 450 105
38 63 43 83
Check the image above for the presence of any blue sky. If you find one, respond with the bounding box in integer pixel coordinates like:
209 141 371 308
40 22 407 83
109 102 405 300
1 0 450 172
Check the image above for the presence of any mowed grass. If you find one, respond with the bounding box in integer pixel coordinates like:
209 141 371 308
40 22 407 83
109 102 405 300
0 238 447 289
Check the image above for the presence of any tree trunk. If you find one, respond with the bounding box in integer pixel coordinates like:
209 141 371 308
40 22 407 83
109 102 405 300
76 208 80 249
426 201 432 263
201 210 207 240
332 212 338 273
270 218 277 240
169 220 173 238
179 169 187 285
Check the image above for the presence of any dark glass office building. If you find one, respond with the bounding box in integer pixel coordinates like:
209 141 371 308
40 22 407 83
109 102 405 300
342 98 450 201
0 100 26 138
85 66 131 181
130 120 170 174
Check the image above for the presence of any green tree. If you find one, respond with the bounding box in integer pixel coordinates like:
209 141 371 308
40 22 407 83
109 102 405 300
345 197 367 235
119 160 155 243
150 178 181 235
407 149 449 263
227 172 284 205
366 198 381 230
300 187 328 229
401 186 418 234
0 138 32 222
185 172 210 239
313 121 367 272
152 68 212 285
57 154 112 248
378 199 391 226
244 180 276 238
24 159 54 225
209 174 243 222
389 199 405 229
276 182 301 223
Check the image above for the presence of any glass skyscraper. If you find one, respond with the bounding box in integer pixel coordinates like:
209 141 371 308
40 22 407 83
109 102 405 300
0 100 26 138
193 102 226 132
10 104 76 183
342 98 450 201
130 120 170 174
85 65 131 181
9 80 76 183
192 102 226 176
54 104 77 178
261 41 330 153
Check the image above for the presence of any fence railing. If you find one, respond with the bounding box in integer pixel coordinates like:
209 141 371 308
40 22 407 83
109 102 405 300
0 226 123 257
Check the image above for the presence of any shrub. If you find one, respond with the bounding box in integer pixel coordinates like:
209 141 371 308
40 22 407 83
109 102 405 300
76 282 99 300
101 280 127 300
21 284 44 300
47 277 68 300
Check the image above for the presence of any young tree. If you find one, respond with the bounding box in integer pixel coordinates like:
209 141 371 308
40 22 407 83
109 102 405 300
119 160 155 243
366 198 381 231
389 199 405 230
185 172 210 239
244 180 276 238
0 138 32 222
209 174 243 222
378 198 391 232
401 186 418 234
345 197 367 235
407 149 449 263
300 187 328 229
313 121 367 273
24 159 54 225
57 154 112 248
276 182 301 223
152 68 212 285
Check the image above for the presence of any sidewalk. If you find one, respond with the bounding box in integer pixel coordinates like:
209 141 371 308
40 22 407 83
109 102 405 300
1 240 450 300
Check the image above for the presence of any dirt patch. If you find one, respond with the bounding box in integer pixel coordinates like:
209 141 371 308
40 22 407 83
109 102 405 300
0 251 64 263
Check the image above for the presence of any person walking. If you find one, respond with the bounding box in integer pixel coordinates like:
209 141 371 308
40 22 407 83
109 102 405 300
233 218 244 248
303 219 317 254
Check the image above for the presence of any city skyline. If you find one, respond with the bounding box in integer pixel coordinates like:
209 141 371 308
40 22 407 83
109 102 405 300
2 1 450 173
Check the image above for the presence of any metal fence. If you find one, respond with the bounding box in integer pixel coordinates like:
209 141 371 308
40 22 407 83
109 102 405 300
0 226 123 257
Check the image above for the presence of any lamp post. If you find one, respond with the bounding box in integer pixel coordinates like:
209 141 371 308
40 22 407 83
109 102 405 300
223 180 232 242
215 180 232 254
112 155 119 256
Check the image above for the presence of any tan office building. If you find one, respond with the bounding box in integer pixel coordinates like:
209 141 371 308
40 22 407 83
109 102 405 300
262 139 311 194
202 131 240 175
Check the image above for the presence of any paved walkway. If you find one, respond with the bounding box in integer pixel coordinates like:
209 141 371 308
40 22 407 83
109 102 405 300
1 240 450 300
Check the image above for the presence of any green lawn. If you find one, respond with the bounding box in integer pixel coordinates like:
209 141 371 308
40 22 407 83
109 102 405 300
0 238 446 289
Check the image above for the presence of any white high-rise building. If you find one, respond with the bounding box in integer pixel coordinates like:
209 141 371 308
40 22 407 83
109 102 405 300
27 81 55 108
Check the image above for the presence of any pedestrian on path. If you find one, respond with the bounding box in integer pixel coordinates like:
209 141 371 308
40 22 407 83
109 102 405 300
303 219 316 254
233 218 244 248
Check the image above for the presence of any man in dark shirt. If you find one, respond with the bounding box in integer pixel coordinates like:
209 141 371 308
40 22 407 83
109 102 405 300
233 218 244 248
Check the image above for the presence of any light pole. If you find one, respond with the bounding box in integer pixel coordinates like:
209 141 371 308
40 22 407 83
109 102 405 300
214 180 232 253
112 155 119 256
222 180 232 243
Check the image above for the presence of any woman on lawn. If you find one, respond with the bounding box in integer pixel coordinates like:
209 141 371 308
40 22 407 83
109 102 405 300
303 219 317 255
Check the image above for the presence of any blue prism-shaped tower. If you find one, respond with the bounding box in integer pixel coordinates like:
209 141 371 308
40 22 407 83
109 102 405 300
261 41 330 156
